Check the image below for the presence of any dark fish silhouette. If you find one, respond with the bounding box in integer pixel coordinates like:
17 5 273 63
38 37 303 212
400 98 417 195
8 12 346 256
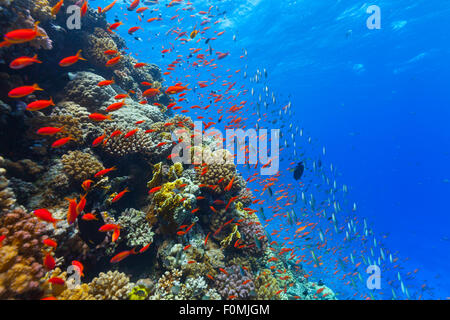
293 162 304 180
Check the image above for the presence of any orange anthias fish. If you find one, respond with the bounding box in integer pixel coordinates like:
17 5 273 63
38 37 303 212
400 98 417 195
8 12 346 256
33 209 60 228
94 166 116 178
143 88 160 97
101 0 117 13
8 84 43 98
112 187 129 202
59 50 87 67
106 100 126 112
51 136 76 148
127 0 139 11
43 238 58 249
36 126 64 136
81 179 94 192
98 79 115 86
4 21 46 44
128 27 142 35
81 213 98 221
106 56 121 66
72 260 85 277
43 253 56 270
26 98 55 111
51 0 64 16
65 197 78 225
110 248 137 263
89 113 112 121
9 54 42 69
80 1 88 17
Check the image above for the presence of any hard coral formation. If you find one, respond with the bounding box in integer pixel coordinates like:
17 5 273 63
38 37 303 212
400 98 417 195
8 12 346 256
89 271 133 300
0 207 50 299
117 208 154 247
0 157 16 213
215 265 256 300
61 150 104 182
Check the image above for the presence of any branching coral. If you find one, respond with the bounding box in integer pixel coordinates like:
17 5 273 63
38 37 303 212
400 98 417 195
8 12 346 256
61 150 104 182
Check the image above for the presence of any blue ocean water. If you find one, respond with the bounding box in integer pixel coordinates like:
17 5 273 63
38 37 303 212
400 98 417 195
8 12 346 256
104 0 449 299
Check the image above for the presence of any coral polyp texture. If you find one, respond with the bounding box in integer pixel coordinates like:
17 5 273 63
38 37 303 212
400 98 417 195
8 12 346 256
0 0 338 302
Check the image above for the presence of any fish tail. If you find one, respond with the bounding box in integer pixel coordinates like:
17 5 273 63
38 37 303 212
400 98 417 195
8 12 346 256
34 21 47 38
33 83 44 91
32 54 42 63
77 49 87 61
50 97 55 106
106 114 112 120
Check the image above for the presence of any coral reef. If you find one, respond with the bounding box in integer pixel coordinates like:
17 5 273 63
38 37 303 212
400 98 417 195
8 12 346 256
0 0 327 302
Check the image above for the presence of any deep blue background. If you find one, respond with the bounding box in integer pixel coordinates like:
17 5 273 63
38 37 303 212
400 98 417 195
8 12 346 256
104 0 450 298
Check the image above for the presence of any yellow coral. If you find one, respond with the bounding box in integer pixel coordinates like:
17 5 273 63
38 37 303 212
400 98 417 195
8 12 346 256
153 179 184 215
147 162 162 189
220 224 241 247
31 0 53 22
255 269 281 300
168 162 183 181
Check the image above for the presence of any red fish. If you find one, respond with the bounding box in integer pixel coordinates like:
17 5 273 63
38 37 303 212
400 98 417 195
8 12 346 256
128 27 142 35
33 209 60 228
59 50 87 67
81 179 94 192
9 54 42 69
65 197 78 224
127 0 139 11
43 238 58 249
81 213 97 221
4 21 46 44
26 98 55 111
89 113 112 121
48 277 65 285
36 126 64 136
51 136 75 148
112 187 129 202
8 83 43 98
43 253 56 270
110 248 137 263
94 166 116 177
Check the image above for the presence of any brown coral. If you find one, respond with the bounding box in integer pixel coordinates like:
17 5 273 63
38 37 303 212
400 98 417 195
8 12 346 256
0 157 16 213
89 270 133 300
61 150 104 182
82 28 119 70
